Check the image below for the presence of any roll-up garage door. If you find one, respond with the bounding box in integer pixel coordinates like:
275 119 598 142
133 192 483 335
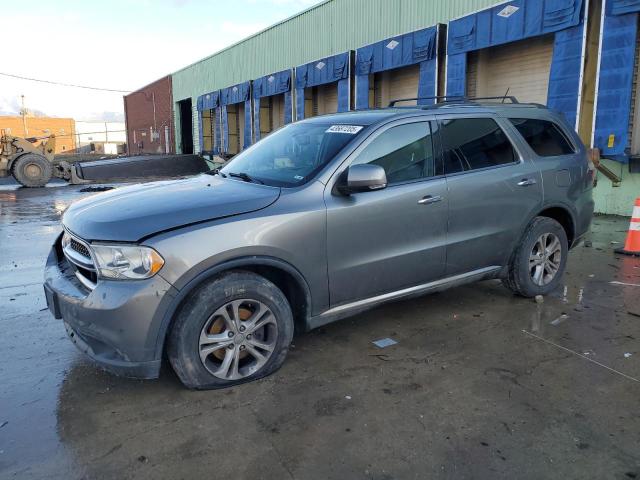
315 83 339 116
465 35 554 105
227 104 240 155
259 95 286 137
260 99 272 137
272 94 286 130
629 22 640 155
377 64 421 107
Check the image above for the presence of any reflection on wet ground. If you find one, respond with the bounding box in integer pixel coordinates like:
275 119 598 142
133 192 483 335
0 183 639 479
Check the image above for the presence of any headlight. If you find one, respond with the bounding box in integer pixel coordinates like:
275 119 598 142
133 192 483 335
91 244 164 280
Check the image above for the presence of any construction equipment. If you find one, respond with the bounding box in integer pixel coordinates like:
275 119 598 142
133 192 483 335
0 132 80 187
0 131 210 187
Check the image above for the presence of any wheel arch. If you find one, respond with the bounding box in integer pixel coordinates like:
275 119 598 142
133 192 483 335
154 256 313 361
535 204 577 247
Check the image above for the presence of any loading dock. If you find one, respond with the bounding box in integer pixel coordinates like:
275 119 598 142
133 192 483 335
446 0 589 130
252 69 293 142
220 82 252 157
592 0 640 160
295 52 350 119
177 98 193 155
196 91 221 156
355 25 441 109
465 34 554 104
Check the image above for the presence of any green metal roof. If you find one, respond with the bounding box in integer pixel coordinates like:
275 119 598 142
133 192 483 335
172 0 500 102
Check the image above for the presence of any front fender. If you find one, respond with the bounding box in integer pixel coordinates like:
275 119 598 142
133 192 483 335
152 255 313 361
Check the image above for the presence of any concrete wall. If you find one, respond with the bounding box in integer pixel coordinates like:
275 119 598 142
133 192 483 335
593 159 640 216
0 116 75 153
124 76 174 155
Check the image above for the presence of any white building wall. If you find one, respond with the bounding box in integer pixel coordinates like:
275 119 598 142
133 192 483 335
76 121 126 145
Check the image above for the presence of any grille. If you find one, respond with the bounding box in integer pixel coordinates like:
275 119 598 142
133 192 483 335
70 238 91 259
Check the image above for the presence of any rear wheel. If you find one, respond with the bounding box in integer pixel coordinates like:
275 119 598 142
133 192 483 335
503 216 568 297
12 154 53 187
167 271 294 389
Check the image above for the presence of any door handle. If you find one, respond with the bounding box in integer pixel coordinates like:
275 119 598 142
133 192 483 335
517 178 537 187
418 195 443 205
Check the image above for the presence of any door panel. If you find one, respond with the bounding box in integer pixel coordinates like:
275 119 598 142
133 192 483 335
441 117 543 275
326 180 448 305
325 120 447 306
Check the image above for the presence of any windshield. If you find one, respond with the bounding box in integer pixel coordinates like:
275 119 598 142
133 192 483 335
220 123 363 187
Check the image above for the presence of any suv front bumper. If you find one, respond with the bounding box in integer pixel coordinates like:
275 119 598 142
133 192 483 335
43 238 178 379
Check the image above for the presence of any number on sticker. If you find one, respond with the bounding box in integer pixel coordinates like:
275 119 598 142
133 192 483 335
326 125 364 134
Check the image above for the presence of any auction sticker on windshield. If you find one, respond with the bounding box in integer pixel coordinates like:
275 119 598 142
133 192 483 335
326 125 363 134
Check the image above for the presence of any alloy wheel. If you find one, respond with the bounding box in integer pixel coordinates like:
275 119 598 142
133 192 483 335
529 233 562 286
199 299 278 380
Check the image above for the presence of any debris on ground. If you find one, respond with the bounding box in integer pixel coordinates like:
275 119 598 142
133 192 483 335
611 281 640 287
628 311 640 318
0 421 8 429
79 186 115 193
535 295 544 304
551 314 569 326
372 338 397 348
624 353 633 358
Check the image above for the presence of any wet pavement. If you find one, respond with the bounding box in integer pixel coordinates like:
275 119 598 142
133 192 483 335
1 181 639 479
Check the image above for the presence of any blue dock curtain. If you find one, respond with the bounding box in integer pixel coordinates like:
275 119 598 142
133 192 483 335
592 0 640 159
446 0 585 128
252 70 293 142
355 26 438 109
196 91 220 155
220 82 252 154
295 52 350 119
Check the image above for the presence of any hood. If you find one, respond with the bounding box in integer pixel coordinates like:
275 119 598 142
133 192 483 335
63 175 280 242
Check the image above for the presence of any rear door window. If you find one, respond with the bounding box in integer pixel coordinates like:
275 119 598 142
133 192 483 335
440 118 517 174
509 118 575 157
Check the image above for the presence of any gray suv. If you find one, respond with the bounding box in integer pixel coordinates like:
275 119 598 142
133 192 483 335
44 100 595 389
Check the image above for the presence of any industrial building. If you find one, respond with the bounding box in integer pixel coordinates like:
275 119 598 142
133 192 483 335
0 116 76 153
123 76 174 155
124 0 640 216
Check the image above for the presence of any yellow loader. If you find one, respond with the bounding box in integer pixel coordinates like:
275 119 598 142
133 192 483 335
0 132 75 187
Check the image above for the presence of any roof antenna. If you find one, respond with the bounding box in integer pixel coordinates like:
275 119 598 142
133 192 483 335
502 88 510 103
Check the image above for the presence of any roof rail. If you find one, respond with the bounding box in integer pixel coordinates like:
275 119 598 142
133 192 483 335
388 95 520 107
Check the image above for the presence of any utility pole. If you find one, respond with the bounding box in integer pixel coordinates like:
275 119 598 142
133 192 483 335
20 95 28 136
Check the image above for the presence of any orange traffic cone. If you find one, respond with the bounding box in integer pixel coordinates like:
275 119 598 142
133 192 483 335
616 197 640 256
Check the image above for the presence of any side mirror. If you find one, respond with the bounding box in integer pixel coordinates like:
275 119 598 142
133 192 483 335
337 164 387 195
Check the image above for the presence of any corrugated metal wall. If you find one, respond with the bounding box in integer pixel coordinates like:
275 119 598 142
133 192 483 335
173 0 499 151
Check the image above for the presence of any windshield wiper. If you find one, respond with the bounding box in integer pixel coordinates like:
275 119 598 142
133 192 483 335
206 168 227 178
227 172 264 184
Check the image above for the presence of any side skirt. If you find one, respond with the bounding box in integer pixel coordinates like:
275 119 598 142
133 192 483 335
306 266 502 331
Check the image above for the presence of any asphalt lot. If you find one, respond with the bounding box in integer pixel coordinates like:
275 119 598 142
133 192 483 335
1 179 639 480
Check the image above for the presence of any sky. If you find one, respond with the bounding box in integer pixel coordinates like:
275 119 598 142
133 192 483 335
0 0 320 122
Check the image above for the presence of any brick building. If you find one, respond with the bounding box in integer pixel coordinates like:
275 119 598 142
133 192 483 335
0 116 76 153
123 76 174 155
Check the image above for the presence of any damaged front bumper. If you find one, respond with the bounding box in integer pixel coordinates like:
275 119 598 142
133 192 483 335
43 235 178 379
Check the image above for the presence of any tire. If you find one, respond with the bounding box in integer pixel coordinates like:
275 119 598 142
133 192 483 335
502 216 568 297
12 154 53 187
167 270 294 389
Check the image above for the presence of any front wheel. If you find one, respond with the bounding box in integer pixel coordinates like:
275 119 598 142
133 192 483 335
167 271 294 389
503 217 568 297
12 154 53 187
